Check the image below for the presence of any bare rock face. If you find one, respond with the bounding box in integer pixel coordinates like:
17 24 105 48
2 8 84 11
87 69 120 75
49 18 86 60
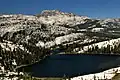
1 10 120 73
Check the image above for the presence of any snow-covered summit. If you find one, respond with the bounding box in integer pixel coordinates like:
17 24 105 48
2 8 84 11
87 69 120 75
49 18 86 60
36 10 89 26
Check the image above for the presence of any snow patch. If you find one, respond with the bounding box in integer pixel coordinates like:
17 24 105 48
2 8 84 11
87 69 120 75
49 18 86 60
77 38 120 53
70 67 120 80
91 28 104 32
36 41 45 47
55 33 84 45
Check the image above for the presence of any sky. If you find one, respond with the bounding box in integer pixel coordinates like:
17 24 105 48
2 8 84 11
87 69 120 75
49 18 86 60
0 0 120 18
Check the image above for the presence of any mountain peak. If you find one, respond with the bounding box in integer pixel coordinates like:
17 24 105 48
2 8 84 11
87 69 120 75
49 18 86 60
40 10 76 17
